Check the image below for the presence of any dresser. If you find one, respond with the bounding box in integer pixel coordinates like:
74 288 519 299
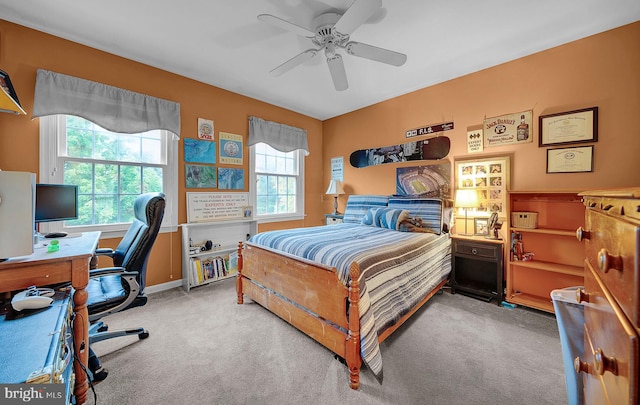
575 188 640 404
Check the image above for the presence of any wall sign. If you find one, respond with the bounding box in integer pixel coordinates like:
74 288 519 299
483 110 532 147
405 121 454 138
186 192 249 223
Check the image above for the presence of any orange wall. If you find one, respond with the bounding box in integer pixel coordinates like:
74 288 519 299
0 20 324 288
323 21 640 213
2 20 639 288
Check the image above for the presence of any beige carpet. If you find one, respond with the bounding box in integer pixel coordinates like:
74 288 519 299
88 279 567 405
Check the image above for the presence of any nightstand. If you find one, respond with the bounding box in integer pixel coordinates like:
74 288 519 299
325 213 344 225
451 235 504 305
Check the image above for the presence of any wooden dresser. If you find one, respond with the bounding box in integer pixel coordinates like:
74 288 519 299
575 188 640 404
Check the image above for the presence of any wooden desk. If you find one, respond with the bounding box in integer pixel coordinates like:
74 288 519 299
0 231 100 405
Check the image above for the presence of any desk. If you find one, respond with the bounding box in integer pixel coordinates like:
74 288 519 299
0 231 100 405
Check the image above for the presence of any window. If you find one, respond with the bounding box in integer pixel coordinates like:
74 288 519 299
39 115 178 237
250 143 304 221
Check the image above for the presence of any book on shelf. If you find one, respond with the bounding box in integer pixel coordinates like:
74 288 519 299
189 254 231 286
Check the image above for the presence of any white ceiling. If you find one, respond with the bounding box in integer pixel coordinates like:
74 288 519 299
1 0 639 120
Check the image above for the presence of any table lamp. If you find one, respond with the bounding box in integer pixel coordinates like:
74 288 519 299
454 189 479 236
325 180 345 215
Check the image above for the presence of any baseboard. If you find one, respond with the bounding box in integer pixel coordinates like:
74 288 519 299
146 279 183 295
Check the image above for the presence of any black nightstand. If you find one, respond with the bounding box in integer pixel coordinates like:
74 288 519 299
451 235 504 305
324 213 344 225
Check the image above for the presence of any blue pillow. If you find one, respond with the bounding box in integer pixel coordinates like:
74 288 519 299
361 207 409 230
343 195 389 224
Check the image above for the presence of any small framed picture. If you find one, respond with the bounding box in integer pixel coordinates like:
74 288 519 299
242 206 253 219
474 218 489 236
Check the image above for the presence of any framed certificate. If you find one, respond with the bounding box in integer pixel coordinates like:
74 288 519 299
546 146 594 173
539 107 598 146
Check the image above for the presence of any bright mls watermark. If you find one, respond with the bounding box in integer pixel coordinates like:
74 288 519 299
0 385 66 405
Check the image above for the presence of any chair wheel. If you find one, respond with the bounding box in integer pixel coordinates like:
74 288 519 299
139 332 150 339
97 325 109 332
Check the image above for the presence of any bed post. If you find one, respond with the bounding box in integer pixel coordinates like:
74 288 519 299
346 262 362 390
236 241 244 304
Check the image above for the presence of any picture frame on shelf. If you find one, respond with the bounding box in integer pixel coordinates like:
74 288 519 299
474 218 489 236
539 107 598 146
546 145 594 173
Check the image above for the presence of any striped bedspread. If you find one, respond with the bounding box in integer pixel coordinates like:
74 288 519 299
248 223 452 382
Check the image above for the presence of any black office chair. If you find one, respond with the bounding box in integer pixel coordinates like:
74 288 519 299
86 192 166 344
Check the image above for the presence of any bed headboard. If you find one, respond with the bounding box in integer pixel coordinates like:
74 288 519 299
343 194 453 235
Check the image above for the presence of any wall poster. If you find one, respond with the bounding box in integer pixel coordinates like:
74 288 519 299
483 110 533 147
219 132 243 165
455 156 510 219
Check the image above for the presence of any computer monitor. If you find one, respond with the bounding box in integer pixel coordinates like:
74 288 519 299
35 184 78 223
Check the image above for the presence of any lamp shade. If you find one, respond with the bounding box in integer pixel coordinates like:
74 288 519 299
325 180 344 195
454 189 479 208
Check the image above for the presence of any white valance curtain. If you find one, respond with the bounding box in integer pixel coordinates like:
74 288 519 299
32 69 181 137
248 116 308 154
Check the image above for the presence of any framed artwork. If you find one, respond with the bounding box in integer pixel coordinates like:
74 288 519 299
185 164 217 188
0 69 26 114
184 138 216 164
546 145 594 173
539 107 598 146
474 218 489 236
455 155 510 219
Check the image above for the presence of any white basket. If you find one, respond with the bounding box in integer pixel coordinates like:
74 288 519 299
511 211 538 229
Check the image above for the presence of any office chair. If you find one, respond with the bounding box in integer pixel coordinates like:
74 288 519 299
86 192 166 344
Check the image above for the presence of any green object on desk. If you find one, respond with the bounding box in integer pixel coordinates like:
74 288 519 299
47 240 60 253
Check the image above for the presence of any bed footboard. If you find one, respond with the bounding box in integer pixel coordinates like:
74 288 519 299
236 242 363 389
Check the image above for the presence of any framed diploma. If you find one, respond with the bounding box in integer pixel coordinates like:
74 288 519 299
546 146 594 173
539 107 598 146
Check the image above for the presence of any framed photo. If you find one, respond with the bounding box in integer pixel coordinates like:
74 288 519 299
455 156 510 219
546 145 594 173
539 107 598 146
474 218 489 236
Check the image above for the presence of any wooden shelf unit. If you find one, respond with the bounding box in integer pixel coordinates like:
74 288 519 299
180 219 257 291
506 191 585 312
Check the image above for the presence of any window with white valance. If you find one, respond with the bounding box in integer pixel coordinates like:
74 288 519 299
35 70 180 237
248 116 307 222
33 69 181 136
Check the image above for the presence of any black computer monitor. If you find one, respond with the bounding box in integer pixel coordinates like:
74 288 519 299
35 184 78 223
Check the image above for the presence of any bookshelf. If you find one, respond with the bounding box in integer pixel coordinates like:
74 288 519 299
506 191 585 312
180 219 257 291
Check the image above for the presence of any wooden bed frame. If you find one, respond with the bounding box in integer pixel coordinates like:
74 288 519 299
236 241 448 389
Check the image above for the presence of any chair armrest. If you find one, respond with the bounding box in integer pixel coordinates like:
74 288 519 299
94 247 115 256
87 269 142 323
89 267 138 278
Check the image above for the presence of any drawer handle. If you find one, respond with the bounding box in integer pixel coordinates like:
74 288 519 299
594 348 618 376
597 248 623 274
574 357 588 374
471 248 478 255
575 227 590 242
575 288 589 304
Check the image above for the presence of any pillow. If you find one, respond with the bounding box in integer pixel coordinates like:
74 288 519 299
361 207 409 230
388 197 444 234
343 195 389 224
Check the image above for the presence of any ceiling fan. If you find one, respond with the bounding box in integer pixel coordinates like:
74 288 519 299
258 0 407 91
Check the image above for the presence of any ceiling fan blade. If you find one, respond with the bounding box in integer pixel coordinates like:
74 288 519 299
269 49 319 77
326 54 348 91
258 14 316 38
333 0 382 35
345 41 407 66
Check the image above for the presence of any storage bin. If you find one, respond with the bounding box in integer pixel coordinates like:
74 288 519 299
551 287 584 405
511 211 538 228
